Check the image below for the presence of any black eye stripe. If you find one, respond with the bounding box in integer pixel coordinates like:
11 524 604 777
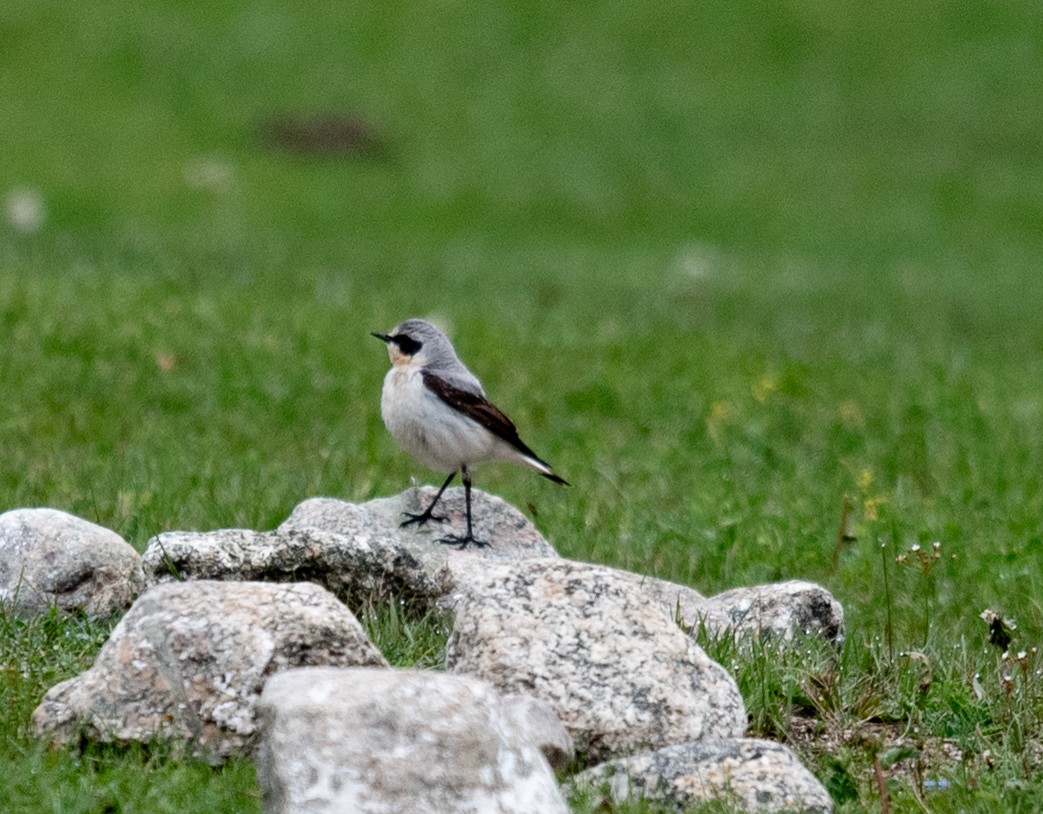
393 334 422 355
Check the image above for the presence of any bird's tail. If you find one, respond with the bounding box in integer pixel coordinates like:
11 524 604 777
524 454 569 486
541 469 569 486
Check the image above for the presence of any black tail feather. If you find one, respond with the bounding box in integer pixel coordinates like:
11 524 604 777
540 469 569 486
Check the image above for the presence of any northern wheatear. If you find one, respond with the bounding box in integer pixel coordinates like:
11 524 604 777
372 318 567 549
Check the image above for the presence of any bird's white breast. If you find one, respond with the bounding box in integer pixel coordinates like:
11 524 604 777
380 365 499 472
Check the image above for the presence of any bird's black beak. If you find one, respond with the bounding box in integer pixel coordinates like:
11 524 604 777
371 332 392 343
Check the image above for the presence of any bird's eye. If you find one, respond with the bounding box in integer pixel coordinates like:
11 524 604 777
393 334 422 355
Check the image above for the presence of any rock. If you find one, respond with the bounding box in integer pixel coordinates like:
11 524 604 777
0 508 144 617
141 488 558 611
594 568 844 646
255 667 569 814
688 580 845 645
280 489 557 559
500 693 575 771
571 737 833 813
31 580 387 761
141 488 841 650
445 559 746 763
599 567 705 623
142 526 447 610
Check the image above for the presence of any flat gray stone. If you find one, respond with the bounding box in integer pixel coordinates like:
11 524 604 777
256 667 569 814
141 488 558 610
571 737 833 813
32 580 387 761
142 526 448 610
445 558 746 763
0 508 144 617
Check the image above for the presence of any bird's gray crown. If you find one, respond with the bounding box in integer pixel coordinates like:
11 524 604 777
388 317 446 353
383 318 484 393
390 318 448 345
387 318 455 364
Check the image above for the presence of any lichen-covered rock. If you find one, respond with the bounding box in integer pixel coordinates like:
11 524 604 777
31 580 387 761
142 526 447 610
141 488 558 610
0 508 144 617
571 737 833 813
688 580 845 645
602 568 843 647
445 558 746 763
255 667 569 814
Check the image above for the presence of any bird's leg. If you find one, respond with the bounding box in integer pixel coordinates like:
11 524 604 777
401 471 455 527
438 467 489 549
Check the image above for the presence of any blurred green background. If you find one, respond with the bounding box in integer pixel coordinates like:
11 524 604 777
3 0 1043 641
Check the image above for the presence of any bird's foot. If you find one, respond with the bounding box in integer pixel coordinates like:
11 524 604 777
400 510 447 528
437 533 490 550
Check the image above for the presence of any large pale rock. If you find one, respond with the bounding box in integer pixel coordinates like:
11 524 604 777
572 737 833 813
0 508 144 617
141 488 557 610
255 667 569 814
32 581 387 761
445 559 746 763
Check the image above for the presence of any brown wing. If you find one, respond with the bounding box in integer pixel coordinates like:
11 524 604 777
422 370 538 459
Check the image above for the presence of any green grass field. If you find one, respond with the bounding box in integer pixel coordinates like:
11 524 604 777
3 0 1043 810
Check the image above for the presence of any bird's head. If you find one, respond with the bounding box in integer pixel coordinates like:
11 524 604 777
371 318 455 368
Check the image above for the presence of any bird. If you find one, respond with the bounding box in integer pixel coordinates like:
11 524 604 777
372 318 567 549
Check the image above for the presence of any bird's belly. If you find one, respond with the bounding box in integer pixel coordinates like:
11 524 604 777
381 369 495 472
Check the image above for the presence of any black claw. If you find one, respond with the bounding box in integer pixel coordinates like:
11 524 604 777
437 534 490 550
400 472 457 530
400 510 447 528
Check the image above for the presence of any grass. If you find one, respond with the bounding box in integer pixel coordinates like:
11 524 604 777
2 0 1043 810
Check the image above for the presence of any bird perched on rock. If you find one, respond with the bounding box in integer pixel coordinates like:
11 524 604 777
372 318 567 549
